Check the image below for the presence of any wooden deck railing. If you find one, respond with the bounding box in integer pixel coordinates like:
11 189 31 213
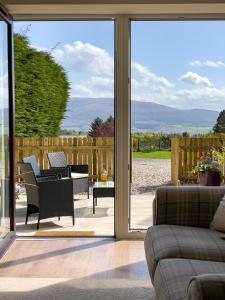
15 137 114 181
171 137 225 184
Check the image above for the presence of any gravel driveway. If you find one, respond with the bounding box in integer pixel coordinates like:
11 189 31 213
131 158 171 194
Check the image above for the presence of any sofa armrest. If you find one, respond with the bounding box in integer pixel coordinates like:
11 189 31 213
153 186 225 228
188 274 225 300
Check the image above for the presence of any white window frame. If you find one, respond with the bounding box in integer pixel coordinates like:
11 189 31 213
13 8 225 239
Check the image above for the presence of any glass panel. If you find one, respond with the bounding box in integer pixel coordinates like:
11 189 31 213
0 18 10 238
130 20 225 230
14 21 114 236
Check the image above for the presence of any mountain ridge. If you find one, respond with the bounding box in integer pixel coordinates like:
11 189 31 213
62 97 219 133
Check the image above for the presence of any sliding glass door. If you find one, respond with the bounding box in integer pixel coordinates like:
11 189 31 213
129 20 225 231
14 20 114 237
0 11 14 240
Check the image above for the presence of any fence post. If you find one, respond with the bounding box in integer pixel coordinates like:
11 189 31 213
171 137 179 185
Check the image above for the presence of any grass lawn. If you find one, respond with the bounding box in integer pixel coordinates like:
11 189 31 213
132 150 171 159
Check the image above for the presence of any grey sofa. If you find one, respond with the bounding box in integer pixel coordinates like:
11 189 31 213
144 186 225 300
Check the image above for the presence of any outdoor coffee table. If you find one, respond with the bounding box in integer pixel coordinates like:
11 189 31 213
93 181 115 214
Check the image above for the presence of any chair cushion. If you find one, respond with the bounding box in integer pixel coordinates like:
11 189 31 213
210 199 225 233
144 224 225 280
154 258 225 300
23 155 40 176
48 152 67 168
71 172 89 179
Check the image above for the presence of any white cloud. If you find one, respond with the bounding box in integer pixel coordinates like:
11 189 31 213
71 76 114 98
71 84 93 97
131 70 225 110
189 60 225 68
172 87 225 110
52 41 114 76
52 40 174 100
179 71 212 87
37 40 225 111
132 62 173 88
70 63 174 100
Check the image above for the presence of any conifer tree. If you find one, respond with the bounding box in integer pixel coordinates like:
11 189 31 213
14 33 69 136
213 110 225 133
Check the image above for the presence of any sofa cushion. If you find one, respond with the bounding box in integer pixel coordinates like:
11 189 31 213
144 224 225 280
154 258 225 300
210 199 225 233
188 273 225 300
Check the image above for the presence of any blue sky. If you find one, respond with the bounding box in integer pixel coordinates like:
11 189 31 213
14 20 225 111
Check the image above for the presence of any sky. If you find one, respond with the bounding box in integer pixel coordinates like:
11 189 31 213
14 20 225 111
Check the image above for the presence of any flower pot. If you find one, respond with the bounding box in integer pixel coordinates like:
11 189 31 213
199 171 221 186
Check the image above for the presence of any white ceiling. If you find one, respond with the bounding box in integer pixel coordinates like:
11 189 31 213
2 1 225 19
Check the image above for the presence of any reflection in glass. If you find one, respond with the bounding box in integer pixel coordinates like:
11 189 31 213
0 19 10 239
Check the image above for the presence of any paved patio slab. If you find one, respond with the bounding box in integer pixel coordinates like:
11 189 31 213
16 191 154 236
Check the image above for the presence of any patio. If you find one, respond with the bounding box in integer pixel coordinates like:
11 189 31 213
16 189 154 237
15 158 170 236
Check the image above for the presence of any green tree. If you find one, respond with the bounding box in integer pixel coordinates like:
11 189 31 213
182 131 190 137
213 110 225 134
14 33 69 136
106 115 114 127
88 117 103 137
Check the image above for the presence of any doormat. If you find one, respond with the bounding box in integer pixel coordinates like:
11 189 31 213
34 231 96 237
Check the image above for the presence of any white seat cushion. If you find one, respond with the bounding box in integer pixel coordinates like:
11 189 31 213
71 172 89 179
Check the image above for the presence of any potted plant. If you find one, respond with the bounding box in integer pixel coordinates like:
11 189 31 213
196 157 222 186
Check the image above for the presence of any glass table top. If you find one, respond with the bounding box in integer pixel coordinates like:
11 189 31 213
93 181 114 188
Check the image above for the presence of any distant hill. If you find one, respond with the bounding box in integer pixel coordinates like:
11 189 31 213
61 97 219 134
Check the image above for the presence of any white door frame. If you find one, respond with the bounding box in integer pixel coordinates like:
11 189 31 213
12 9 225 239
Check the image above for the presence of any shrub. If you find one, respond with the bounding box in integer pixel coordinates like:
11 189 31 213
14 33 69 136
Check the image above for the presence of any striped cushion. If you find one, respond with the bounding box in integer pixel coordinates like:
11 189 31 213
144 225 225 280
154 186 225 227
154 258 225 300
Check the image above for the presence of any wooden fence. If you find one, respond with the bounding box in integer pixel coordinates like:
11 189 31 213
15 137 114 181
171 137 225 184
16 136 225 185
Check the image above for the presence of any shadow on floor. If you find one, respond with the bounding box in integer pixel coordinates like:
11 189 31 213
0 239 114 270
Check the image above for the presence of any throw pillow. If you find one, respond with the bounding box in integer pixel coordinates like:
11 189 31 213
210 199 225 232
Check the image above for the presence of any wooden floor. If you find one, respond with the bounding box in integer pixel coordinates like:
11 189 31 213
0 239 149 280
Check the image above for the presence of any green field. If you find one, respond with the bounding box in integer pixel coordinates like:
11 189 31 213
132 150 171 159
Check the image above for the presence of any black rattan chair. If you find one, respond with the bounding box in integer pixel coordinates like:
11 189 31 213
47 152 89 198
18 161 74 229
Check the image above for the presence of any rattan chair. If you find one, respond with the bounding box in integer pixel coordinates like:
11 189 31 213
18 160 74 229
47 152 89 198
